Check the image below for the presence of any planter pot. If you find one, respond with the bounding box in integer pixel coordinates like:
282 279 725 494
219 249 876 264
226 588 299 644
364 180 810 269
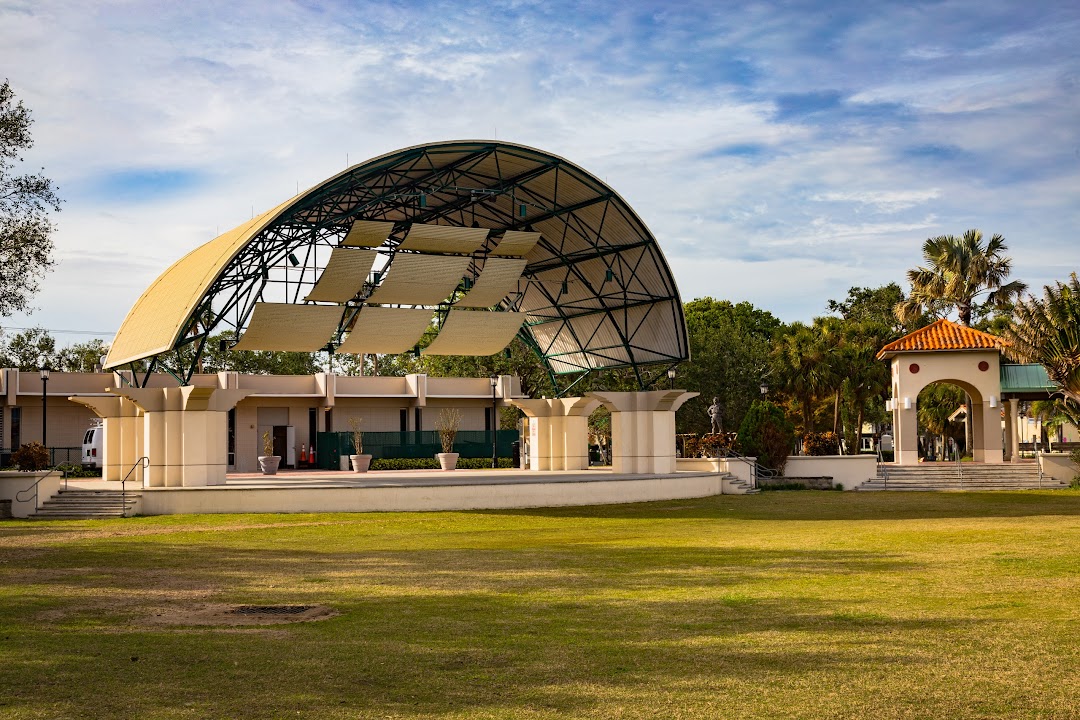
437 452 459 471
350 454 372 473
258 456 281 475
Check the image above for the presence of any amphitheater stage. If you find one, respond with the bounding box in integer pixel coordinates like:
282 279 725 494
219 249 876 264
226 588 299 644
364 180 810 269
68 468 727 516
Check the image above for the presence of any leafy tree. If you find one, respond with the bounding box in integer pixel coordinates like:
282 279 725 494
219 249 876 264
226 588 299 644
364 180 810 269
1 80 60 316
56 338 109 372
827 283 910 335
837 320 892 454
918 382 965 458
1004 273 1080 404
736 400 795 473
894 229 1026 327
771 320 841 434
680 298 780 434
0 326 56 370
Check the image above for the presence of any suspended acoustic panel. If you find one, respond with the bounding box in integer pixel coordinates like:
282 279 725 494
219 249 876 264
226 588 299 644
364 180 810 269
398 223 489 254
365 253 471 305
489 230 541 257
233 303 343 352
422 310 525 356
304 248 378 303
455 258 527 308
343 220 395 247
337 307 433 354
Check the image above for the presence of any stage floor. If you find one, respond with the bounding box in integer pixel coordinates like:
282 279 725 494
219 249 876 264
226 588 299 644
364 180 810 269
66 468 727 515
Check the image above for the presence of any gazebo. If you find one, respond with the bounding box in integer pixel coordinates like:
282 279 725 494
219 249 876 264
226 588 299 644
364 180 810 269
877 318 1061 465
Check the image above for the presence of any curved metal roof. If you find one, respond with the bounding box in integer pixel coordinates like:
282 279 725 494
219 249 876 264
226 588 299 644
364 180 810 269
105 140 689 390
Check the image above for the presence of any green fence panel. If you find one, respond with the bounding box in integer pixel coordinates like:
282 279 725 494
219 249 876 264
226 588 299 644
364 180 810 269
317 430 517 462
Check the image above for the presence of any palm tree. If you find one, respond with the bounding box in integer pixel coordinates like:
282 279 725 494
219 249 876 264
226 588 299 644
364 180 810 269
839 320 892 454
771 322 841 434
1005 273 1080 404
894 230 1027 327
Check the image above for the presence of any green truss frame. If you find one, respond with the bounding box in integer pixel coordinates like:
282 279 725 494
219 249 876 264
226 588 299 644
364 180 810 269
130 141 689 395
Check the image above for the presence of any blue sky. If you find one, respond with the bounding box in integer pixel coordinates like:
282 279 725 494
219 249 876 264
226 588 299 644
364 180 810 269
1 0 1078 346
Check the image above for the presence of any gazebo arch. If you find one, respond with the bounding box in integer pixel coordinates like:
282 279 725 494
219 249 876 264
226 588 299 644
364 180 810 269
877 319 1006 465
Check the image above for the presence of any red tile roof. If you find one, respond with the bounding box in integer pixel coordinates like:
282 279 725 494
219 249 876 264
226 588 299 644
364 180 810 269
877 318 1008 359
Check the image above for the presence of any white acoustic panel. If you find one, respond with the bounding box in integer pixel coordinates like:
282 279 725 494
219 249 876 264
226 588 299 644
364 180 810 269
343 220 394 247
365 254 471 306
422 310 525 356
337 307 433 354
233 303 342 352
489 230 541 257
455 258 527 308
398 223 489 254
304 248 378 303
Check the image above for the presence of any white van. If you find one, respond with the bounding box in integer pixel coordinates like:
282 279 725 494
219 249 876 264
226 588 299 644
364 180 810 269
82 422 103 470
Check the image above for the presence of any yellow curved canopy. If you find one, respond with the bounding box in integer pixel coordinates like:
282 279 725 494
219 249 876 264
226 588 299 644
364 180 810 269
104 198 296 369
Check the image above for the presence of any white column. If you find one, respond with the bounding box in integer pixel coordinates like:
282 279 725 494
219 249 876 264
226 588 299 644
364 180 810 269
586 390 698 474
117 387 251 486
511 397 600 471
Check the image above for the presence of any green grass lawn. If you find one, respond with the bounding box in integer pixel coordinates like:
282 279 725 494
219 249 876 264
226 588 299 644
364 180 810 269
1 491 1079 719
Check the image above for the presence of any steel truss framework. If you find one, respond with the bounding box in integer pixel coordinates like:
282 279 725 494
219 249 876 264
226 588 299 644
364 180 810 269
130 141 689 395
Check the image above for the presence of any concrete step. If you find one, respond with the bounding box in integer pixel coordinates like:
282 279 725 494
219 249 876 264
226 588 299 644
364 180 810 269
29 489 139 520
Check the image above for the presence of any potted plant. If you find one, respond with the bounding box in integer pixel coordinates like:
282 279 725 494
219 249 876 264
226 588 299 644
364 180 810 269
258 430 280 475
435 408 462 471
349 417 372 473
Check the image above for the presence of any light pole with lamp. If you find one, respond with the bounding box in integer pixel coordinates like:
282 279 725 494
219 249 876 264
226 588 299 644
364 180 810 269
759 382 768 400
489 375 499 468
667 367 676 389
40 366 50 462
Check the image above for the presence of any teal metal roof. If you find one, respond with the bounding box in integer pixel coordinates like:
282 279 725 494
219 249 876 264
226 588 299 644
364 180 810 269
1000 364 1058 393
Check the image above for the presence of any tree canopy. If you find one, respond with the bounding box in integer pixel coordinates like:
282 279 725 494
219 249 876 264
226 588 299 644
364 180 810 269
0 80 60 316
894 229 1026 327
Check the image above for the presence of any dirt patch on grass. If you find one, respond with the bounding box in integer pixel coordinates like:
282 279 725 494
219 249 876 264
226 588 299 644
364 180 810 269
146 603 338 627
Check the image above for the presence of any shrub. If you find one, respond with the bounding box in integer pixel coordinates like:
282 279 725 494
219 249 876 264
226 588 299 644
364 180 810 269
803 431 840 456
369 457 513 471
56 463 101 478
758 482 808 491
1070 449 1080 487
701 432 737 456
736 401 795 473
12 442 50 471
682 436 703 458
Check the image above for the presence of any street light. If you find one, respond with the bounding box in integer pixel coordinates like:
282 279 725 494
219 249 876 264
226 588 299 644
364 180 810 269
759 382 768 399
489 375 499 469
667 367 676 389
40 366 50 459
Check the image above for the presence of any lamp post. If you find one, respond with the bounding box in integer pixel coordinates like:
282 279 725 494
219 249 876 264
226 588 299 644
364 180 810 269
489 375 499 469
667 367 676 389
40 367 50 459
759 382 768 400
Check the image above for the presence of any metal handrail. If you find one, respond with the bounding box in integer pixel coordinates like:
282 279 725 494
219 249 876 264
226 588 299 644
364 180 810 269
1036 451 1044 488
14 467 67 512
121 457 149 518
714 447 779 489
956 453 964 489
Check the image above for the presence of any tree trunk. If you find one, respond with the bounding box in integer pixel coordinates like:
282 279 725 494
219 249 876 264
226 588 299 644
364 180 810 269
855 402 865 457
833 390 841 437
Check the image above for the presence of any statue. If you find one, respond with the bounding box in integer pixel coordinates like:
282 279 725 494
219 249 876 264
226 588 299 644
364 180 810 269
707 397 722 434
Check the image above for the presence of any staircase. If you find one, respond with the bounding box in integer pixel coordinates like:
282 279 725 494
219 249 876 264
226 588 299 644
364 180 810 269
857 462 1064 491
722 473 760 495
30 489 140 519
